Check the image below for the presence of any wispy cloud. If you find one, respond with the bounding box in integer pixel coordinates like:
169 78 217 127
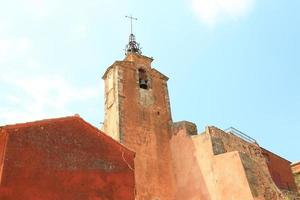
191 0 255 26
0 75 100 125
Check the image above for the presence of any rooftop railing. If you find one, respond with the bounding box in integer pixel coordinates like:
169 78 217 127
224 127 258 144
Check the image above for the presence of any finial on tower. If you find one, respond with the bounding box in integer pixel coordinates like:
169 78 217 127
125 15 142 55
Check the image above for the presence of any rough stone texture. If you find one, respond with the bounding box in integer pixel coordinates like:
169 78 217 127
172 121 198 136
291 162 300 193
209 127 286 200
0 116 135 200
170 125 289 200
282 190 300 200
210 127 263 162
102 65 121 141
261 148 297 191
292 163 300 174
103 53 175 200
102 53 298 200
170 124 256 200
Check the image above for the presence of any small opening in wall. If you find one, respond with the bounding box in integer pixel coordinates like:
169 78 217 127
138 68 148 89
157 111 160 115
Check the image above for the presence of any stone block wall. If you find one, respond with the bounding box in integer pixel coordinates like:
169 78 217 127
170 124 286 200
103 54 176 200
208 126 284 200
291 162 300 193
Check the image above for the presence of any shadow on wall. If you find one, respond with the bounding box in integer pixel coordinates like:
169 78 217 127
170 121 212 200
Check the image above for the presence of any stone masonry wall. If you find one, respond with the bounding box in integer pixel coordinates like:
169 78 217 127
104 54 176 200
295 174 300 193
292 162 300 193
208 126 285 200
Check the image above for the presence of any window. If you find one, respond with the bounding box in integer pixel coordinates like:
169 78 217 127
138 68 148 89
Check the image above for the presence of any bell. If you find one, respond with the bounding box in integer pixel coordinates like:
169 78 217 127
139 79 148 89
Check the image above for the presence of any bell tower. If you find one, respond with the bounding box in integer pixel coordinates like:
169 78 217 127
102 19 175 200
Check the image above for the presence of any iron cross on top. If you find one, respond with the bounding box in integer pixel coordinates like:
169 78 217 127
125 15 138 34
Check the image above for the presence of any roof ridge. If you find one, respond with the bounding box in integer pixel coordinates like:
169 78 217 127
261 147 291 163
1 115 135 155
74 117 135 155
2 116 78 130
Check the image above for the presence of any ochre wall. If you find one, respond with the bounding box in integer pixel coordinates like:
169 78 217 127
171 124 287 200
102 65 121 141
121 58 175 200
213 151 254 200
0 129 8 184
170 123 214 200
102 53 296 200
291 162 300 192
293 173 300 193
262 149 297 192
0 118 135 200
103 53 175 200
209 127 285 199
171 123 258 200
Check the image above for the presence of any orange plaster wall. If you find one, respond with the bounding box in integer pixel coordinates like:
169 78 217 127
208 127 286 199
116 56 176 200
171 127 213 200
0 118 135 200
213 151 254 200
0 130 8 184
262 148 297 191
171 125 258 200
171 125 290 200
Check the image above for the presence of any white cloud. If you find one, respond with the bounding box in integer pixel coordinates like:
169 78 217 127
0 75 100 125
191 0 254 26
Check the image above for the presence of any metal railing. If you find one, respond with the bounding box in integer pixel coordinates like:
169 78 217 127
224 127 257 144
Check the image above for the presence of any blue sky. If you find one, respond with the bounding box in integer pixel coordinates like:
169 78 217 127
0 0 299 161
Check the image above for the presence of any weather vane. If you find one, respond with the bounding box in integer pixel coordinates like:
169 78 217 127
125 15 142 55
125 15 138 35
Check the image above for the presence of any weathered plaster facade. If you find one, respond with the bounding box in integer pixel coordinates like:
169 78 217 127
262 148 297 192
103 53 175 200
0 35 298 199
170 123 286 200
102 52 298 200
0 117 135 200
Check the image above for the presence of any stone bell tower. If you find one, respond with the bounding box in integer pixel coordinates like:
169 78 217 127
102 29 175 200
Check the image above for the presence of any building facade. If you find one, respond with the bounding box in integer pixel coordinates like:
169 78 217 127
0 116 135 200
0 32 298 200
102 34 299 200
102 53 176 200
